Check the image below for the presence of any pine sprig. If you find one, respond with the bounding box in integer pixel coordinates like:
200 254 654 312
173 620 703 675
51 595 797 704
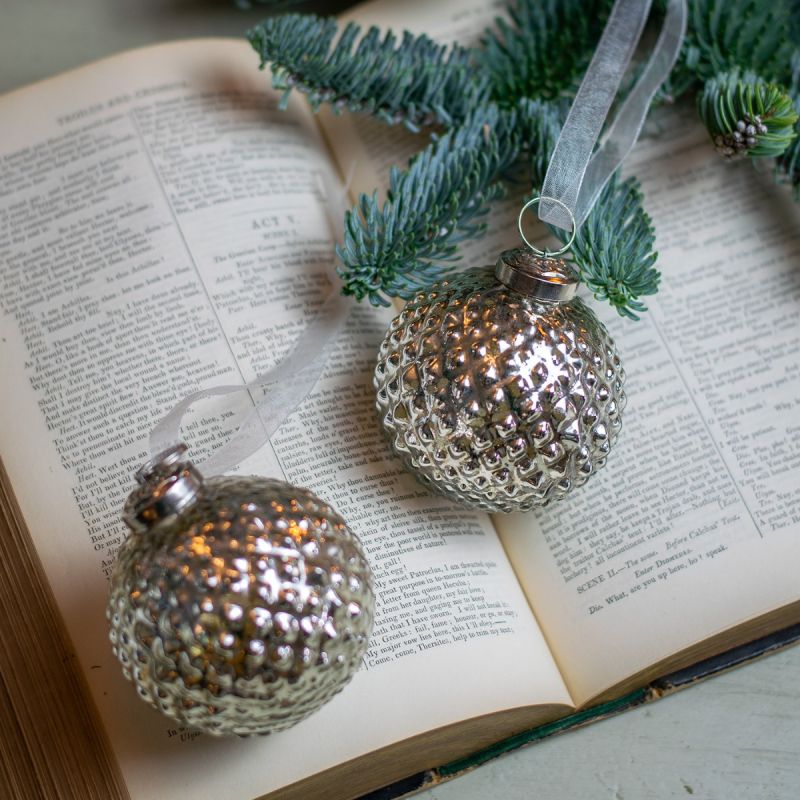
779 136 800 196
517 97 567 187
247 15 490 130
551 175 659 320
777 51 800 196
335 91 658 320
698 70 799 158
336 107 522 306
684 0 797 83
236 0 306 7
479 0 613 106
252 0 800 319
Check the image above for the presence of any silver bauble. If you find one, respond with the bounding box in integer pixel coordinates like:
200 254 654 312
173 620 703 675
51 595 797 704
108 444 374 736
374 249 625 513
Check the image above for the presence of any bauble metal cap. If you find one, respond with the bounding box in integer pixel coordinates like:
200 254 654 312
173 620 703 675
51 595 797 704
123 443 203 533
495 248 579 302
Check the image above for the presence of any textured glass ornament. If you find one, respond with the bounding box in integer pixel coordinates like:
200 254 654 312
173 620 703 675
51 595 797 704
108 444 374 736
374 248 625 513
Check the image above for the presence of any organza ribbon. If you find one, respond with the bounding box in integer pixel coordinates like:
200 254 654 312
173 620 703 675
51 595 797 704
149 167 351 474
539 0 687 231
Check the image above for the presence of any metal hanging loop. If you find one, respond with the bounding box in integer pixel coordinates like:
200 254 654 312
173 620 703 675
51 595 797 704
517 196 577 258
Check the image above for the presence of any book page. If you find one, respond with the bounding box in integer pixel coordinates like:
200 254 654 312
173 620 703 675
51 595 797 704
495 107 800 705
314 0 800 706
0 39 571 800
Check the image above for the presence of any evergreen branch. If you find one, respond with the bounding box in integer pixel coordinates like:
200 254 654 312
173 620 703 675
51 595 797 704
516 97 567 187
653 58 699 106
777 51 800 196
651 10 701 105
698 70 799 159
336 92 658 318
336 107 522 306
236 0 306 7
779 135 800 197
247 14 490 131
685 0 796 83
554 175 660 320
479 0 613 106
250 0 800 320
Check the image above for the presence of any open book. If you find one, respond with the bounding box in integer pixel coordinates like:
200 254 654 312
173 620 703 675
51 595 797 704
1 2 799 799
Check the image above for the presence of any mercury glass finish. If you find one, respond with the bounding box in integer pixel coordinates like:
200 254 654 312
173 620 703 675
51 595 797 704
374 251 626 513
108 447 374 736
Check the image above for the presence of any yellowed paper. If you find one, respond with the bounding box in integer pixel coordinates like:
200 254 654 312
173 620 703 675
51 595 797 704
496 110 800 704
0 38 570 800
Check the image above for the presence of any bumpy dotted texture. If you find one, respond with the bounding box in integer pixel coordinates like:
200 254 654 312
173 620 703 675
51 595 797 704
374 267 626 513
108 477 374 736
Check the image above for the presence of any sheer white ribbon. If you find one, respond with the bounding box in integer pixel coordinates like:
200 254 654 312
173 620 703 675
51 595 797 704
149 167 351 474
539 0 687 231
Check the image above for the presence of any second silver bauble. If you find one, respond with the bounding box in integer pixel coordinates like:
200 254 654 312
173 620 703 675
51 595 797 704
374 248 626 513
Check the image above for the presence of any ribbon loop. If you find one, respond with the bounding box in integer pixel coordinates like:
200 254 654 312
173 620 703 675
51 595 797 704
149 165 351 474
539 0 687 231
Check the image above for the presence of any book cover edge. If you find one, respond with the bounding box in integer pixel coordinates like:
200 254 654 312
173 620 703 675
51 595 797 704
359 622 800 800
